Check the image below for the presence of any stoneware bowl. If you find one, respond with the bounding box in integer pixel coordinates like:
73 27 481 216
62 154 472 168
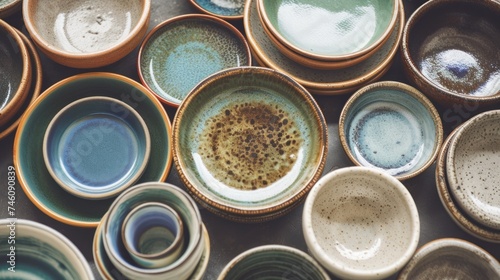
0 219 93 279
102 182 205 280
0 0 21 18
303 166 420 280
138 14 251 107
339 81 443 180
173 66 328 222
189 0 246 20
14 72 172 227
23 0 151 68
401 0 500 108
0 19 32 127
257 0 399 61
398 238 500 279
121 202 185 268
217 245 330 280
446 110 500 230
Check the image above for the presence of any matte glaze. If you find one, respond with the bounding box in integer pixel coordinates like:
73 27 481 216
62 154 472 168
190 0 245 18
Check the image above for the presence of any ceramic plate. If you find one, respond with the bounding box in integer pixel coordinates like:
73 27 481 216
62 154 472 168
189 0 245 19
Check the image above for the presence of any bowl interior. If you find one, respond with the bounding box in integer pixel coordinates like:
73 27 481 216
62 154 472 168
0 23 25 112
190 0 245 18
407 0 500 97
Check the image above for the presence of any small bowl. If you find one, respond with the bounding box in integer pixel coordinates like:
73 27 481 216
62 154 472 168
401 0 500 108
14 72 172 227
0 19 32 127
138 14 251 107
446 110 500 230
217 245 330 280
0 0 21 18
303 166 420 280
398 238 500 279
339 81 443 180
173 66 328 222
257 0 399 61
122 202 184 268
0 219 93 279
189 0 245 20
23 0 151 68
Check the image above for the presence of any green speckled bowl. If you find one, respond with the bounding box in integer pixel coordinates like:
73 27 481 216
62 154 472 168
138 14 251 107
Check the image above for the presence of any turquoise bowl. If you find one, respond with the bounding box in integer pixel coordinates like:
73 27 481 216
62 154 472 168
189 0 246 20
339 81 443 180
138 14 251 107
43 96 151 200
14 72 172 227
0 219 93 279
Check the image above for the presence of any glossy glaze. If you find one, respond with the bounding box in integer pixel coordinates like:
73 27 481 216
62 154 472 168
190 0 245 19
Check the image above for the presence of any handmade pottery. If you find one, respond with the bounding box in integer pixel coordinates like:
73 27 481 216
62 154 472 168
189 0 245 20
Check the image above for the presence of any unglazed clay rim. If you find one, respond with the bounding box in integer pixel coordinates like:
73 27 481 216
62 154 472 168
401 0 500 101
137 13 252 107
256 0 399 61
172 66 328 217
188 0 245 20
338 81 443 181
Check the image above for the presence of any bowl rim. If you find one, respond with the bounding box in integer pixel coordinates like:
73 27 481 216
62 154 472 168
256 0 399 61
137 13 252 107
302 166 420 279
188 0 245 20
338 81 444 181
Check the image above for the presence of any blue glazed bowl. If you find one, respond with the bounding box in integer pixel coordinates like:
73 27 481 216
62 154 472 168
189 0 245 20
339 81 443 180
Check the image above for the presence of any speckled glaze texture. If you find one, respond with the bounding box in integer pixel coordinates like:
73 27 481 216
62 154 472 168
303 167 420 280
398 238 500 280
190 0 245 19
447 110 500 230
339 81 443 180
139 14 250 106
173 66 327 222
217 245 330 280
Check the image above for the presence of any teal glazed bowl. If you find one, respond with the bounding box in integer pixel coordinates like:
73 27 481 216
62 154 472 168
189 0 246 20
0 219 93 279
43 96 151 200
339 81 443 180
14 72 172 227
173 66 328 222
138 14 251 107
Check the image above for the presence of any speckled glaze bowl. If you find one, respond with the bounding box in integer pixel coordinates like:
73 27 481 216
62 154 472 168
189 0 245 20
217 245 330 280
173 66 328 222
339 81 443 180
23 0 151 68
0 219 93 279
402 0 500 108
0 0 21 18
398 238 500 280
138 14 251 107
303 167 420 280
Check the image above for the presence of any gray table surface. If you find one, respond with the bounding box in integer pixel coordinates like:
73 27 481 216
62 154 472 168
1 0 499 279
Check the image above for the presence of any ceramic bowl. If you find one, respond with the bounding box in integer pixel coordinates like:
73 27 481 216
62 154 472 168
244 0 405 93
23 0 151 68
217 245 330 280
303 166 420 280
0 219 93 279
43 96 150 200
138 14 251 107
121 202 185 268
339 81 443 180
446 110 500 230
0 19 32 127
102 182 205 280
0 29 43 140
398 238 500 279
401 0 500 108
14 72 172 227
189 0 245 20
257 0 399 61
0 0 21 18
173 66 328 222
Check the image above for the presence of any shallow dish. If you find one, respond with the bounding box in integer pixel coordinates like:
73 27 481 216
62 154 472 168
0 219 93 279
189 0 245 20
138 14 251 107
14 72 172 227
0 0 21 18
257 0 398 61
339 81 443 180
23 0 151 68
43 96 150 200
446 110 500 230
303 166 420 280
401 0 500 108
398 238 500 279
173 66 327 222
